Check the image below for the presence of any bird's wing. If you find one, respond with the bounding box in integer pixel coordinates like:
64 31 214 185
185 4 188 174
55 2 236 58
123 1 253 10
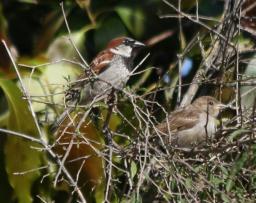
68 49 114 88
90 50 113 74
156 106 201 134
64 50 114 101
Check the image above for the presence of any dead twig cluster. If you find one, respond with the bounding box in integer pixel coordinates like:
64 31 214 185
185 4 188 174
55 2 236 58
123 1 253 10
2 0 256 202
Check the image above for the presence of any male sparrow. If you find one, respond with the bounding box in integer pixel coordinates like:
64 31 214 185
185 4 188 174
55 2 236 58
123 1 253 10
155 96 227 149
51 37 145 131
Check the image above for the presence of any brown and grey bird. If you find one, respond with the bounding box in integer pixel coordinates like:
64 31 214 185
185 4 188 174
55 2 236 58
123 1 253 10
155 96 227 149
51 37 145 132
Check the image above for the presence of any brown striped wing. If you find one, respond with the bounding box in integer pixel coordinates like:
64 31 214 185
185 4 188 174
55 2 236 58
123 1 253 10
90 50 114 74
156 105 201 134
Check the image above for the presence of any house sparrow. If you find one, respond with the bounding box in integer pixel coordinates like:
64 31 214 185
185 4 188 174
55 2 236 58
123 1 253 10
155 96 227 149
51 37 145 131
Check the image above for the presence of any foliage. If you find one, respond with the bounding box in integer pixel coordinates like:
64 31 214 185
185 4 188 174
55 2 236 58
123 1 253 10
0 0 256 202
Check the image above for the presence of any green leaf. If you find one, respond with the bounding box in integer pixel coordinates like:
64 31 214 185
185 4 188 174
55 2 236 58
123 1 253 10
115 6 145 37
0 90 9 127
94 17 127 51
47 26 95 61
130 161 137 179
227 129 250 142
221 193 230 203
0 79 42 203
39 63 80 106
17 0 38 3
226 152 248 192
19 77 47 112
241 55 256 109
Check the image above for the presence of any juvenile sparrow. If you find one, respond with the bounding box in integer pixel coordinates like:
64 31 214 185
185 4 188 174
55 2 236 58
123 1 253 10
155 96 227 149
51 37 145 131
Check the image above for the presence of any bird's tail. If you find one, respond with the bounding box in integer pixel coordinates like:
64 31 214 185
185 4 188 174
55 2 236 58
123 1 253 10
49 107 74 133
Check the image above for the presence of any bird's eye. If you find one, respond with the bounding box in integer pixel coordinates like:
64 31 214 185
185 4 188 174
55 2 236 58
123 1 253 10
124 39 129 45
124 39 133 46
208 101 214 105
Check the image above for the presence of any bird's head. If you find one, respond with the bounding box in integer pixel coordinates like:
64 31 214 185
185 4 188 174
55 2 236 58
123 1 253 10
107 37 145 58
192 96 227 118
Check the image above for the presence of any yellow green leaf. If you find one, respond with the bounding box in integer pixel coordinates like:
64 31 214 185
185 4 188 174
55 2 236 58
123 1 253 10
0 79 42 203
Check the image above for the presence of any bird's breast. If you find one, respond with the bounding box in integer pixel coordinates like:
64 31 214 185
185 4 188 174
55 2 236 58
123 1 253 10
79 56 130 104
172 114 217 148
98 57 130 89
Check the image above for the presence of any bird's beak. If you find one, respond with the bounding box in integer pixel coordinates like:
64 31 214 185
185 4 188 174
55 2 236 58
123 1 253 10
133 41 145 48
217 103 228 110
